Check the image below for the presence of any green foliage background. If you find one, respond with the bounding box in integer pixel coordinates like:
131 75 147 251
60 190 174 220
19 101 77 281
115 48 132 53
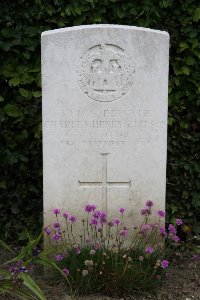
0 0 199 241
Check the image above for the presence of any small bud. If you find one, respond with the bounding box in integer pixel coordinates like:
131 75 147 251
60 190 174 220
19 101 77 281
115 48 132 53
90 250 96 255
84 260 93 267
82 269 88 276
139 256 144 261
128 257 132 262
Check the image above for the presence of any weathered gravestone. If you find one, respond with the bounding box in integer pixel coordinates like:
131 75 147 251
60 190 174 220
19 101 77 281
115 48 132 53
42 25 169 227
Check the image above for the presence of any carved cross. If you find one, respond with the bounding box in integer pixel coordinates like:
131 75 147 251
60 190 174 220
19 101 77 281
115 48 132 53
78 153 131 212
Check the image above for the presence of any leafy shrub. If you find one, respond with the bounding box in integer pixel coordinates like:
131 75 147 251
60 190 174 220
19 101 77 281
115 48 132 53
0 234 47 300
43 201 179 298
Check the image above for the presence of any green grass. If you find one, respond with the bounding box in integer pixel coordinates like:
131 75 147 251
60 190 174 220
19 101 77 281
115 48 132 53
50 245 166 298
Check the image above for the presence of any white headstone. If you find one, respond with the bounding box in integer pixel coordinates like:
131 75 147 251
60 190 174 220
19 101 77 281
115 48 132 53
42 25 169 227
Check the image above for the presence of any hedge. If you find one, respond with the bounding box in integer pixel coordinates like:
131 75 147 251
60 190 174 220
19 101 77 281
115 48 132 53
0 0 199 241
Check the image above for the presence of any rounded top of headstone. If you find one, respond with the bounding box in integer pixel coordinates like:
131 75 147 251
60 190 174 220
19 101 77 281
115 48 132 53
41 24 169 38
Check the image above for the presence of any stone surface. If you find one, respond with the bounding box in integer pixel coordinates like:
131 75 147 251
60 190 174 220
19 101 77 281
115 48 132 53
42 25 169 227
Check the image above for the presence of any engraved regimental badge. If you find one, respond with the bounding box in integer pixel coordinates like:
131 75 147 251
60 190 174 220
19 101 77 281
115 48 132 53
77 44 135 102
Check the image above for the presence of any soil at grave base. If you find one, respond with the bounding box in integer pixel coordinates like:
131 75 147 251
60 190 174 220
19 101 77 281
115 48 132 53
0 249 200 300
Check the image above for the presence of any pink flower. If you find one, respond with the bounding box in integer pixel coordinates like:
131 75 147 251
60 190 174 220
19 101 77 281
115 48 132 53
63 268 70 275
176 219 183 226
119 229 128 237
69 215 77 223
160 226 167 236
119 207 125 214
94 243 102 250
114 219 121 225
99 211 107 224
145 246 154 254
141 208 151 216
74 247 81 254
90 218 98 226
173 235 180 242
62 211 69 219
140 224 151 234
100 217 107 224
146 200 154 208
93 210 101 218
157 210 165 218
100 211 107 218
52 232 61 241
53 208 60 216
192 254 200 261
55 255 63 261
168 224 177 235
53 222 60 229
90 204 96 211
84 204 96 213
161 260 169 269
44 226 51 235
84 204 92 213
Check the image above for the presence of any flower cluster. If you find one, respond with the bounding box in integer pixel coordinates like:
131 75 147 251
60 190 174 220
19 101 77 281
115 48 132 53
167 223 181 242
8 260 28 284
46 205 131 245
46 201 183 249
145 246 154 254
9 260 27 275
140 200 166 219
44 200 184 284
192 254 200 261
55 254 64 261
63 268 70 275
161 260 169 269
